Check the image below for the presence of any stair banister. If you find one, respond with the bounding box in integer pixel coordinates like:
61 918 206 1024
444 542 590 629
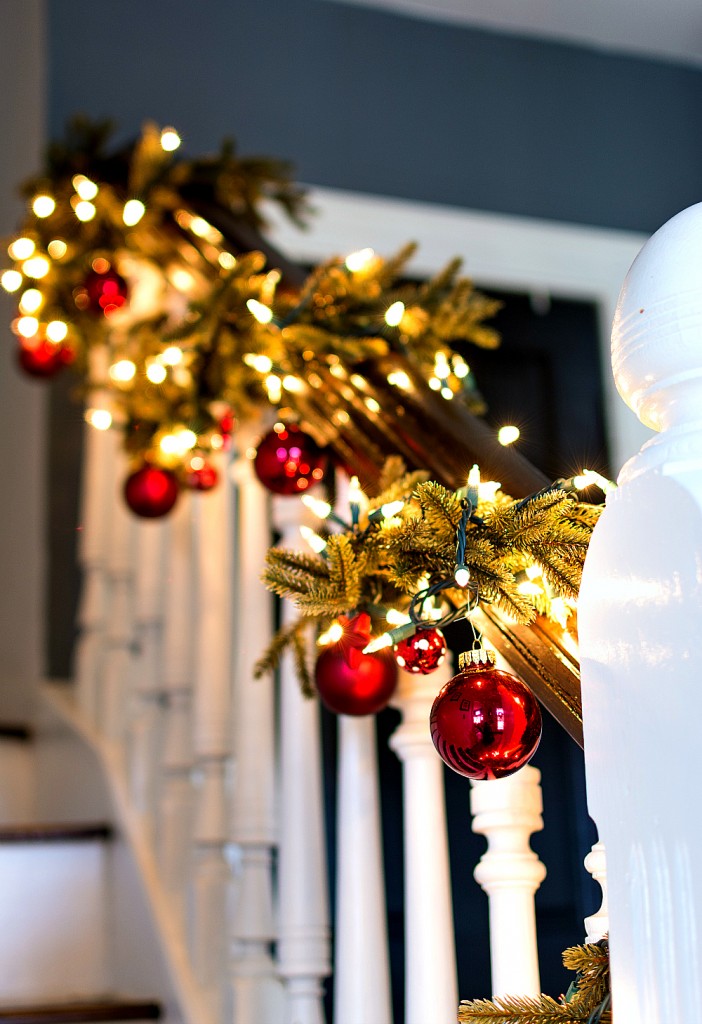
190 452 234 1019
579 202 702 1023
583 840 609 943
273 493 331 1024
229 439 284 1021
388 661 458 1023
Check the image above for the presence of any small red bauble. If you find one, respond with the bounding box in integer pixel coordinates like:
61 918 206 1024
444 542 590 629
182 459 219 491
315 644 398 717
430 650 541 780
124 464 180 518
17 339 74 378
75 265 129 317
253 424 328 495
394 627 447 675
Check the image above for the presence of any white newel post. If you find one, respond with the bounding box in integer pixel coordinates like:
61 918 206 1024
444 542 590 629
158 490 196 929
101 453 137 742
191 457 234 1017
274 496 331 1024
584 841 609 944
129 517 169 829
228 448 284 1022
388 660 458 1024
579 203 702 1023
470 765 546 998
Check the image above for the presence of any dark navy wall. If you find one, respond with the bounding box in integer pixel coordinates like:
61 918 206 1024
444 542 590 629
49 0 702 234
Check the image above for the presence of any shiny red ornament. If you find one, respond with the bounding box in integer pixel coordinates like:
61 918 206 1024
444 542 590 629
182 459 219 491
394 627 447 675
75 265 129 317
430 651 541 780
124 464 180 518
17 339 74 378
253 424 328 495
315 640 397 717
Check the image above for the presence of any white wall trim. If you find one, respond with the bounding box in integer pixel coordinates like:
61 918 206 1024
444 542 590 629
264 185 652 473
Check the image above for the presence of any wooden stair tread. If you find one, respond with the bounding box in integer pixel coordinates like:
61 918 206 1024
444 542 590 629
0 823 113 843
0 1002 160 1023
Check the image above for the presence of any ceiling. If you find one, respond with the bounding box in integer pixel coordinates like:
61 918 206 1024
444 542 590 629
322 0 702 67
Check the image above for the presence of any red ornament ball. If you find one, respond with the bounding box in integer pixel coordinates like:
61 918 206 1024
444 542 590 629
430 652 541 780
315 644 398 717
182 458 219 491
394 627 447 675
17 339 74 378
124 464 180 518
75 264 129 317
253 424 328 495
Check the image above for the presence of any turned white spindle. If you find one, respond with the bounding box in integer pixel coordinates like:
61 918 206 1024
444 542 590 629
101 455 137 743
75 386 116 722
579 203 702 1022
389 659 458 1024
129 518 169 828
190 457 234 1016
471 764 546 998
229 448 284 1022
584 841 609 943
158 490 196 929
274 496 331 1024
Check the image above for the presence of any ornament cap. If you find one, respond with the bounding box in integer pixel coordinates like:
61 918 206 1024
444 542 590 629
459 647 497 671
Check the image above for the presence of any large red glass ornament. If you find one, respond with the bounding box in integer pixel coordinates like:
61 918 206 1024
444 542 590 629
17 339 74 378
430 650 541 780
394 627 447 675
182 458 219 491
253 424 328 495
75 265 129 317
315 642 397 717
124 463 180 518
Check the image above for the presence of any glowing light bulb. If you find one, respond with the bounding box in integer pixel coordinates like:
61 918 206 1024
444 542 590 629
19 289 43 314
300 525 327 554
32 195 55 218
283 375 303 393
22 256 50 279
384 300 405 326
345 247 375 272
440 386 454 400
265 375 282 401
17 316 39 338
381 500 405 518
85 408 112 431
363 632 393 654
46 320 68 343
243 353 273 373
478 480 501 503
386 609 411 627
47 240 67 260
454 566 470 588
189 217 211 238
146 362 167 384
123 199 145 226
161 346 183 366
218 251 236 270
8 238 35 261
301 494 333 519
525 564 541 580
573 469 617 494
74 200 96 222
109 360 137 383
453 357 470 378
160 127 181 151
72 175 98 200
364 397 380 413
387 370 411 389
498 425 520 446
247 299 274 324
1 270 23 293
428 377 442 391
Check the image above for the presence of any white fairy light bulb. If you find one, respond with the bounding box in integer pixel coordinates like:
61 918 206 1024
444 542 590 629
22 256 50 279
384 300 405 326
109 359 137 383
246 298 274 324
1 270 23 293
72 175 98 200
18 289 43 314
300 525 327 554
46 320 68 343
84 408 112 431
345 247 375 272
146 362 167 384
498 425 520 446
123 199 146 226
160 127 181 151
8 238 35 261
32 195 55 218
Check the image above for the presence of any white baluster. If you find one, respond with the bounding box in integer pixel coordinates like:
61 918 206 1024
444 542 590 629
274 495 331 1024
158 491 196 930
389 660 458 1024
129 518 169 829
101 454 137 743
229 448 284 1022
578 202 702 1023
190 457 234 1018
584 841 609 943
470 765 546 998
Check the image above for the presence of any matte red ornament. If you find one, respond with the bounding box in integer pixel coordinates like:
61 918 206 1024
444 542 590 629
17 339 74 378
182 459 219 491
430 650 541 780
75 265 129 317
394 627 447 675
315 642 397 717
253 424 328 495
124 463 180 518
